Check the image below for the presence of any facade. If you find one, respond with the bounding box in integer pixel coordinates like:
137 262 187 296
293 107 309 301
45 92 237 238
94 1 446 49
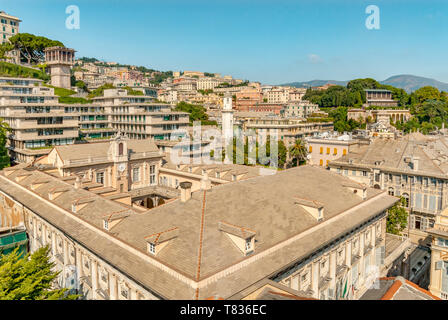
329 132 448 246
282 101 319 118
0 77 78 163
0 164 397 300
364 89 398 107
241 117 334 148
306 134 368 167
347 108 411 124
427 206 448 299
197 77 223 90
0 11 21 64
91 88 190 140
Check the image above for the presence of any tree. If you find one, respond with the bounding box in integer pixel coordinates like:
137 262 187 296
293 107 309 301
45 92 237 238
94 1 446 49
0 118 10 169
289 139 308 167
386 197 408 236
277 140 287 169
0 246 79 300
3 33 64 65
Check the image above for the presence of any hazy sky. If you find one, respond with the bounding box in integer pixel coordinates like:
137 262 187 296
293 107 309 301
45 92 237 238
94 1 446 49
3 0 448 84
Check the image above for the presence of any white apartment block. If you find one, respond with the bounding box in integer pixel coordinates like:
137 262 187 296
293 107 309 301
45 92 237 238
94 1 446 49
91 88 190 141
0 77 78 163
197 77 223 90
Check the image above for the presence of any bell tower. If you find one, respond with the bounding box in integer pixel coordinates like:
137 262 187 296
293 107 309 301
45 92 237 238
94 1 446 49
108 131 129 192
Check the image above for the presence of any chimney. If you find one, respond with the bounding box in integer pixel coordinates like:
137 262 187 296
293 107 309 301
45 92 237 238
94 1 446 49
201 172 212 190
180 181 192 202
74 176 81 189
412 156 420 171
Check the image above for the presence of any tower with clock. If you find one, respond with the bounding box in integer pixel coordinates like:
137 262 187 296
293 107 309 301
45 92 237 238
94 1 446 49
108 131 129 193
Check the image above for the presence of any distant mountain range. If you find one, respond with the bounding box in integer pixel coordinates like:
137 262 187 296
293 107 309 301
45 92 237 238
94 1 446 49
281 75 448 93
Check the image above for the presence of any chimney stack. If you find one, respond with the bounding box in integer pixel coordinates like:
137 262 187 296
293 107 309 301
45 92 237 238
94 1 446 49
180 182 192 202
74 176 81 189
412 156 420 171
201 172 212 190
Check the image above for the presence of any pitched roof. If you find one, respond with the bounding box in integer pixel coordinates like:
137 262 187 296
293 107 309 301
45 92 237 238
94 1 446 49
330 134 448 178
361 277 440 300
53 139 160 163
0 165 397 299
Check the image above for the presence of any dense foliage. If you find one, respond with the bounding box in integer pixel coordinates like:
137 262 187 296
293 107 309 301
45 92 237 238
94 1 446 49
0 246 78 300
87 83 116 98
386 197 408 236
0 62 49 81
174 101 217 126
304 77 448 134
0 33 64 65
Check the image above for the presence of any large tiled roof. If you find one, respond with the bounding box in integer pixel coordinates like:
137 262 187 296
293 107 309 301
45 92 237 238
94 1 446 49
330 133 448 177
53 139 160 162
0 165 397 299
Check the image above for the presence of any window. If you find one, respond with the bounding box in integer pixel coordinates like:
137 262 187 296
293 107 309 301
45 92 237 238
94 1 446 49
343 149 347 155
149 243 156 254
362 171 367 177
132 167 140 182
319 159 323 166
118 143 124 156
326 147 330 155
104 220 109 230
150 165 156 185
309 146 313 153
414 216 421 230
326 160 329 166
334 148 337 155
320 147 323 154
352 170 356 176
245 239 252 251
388 187 394 196
96 172 104 184
402 193 409 207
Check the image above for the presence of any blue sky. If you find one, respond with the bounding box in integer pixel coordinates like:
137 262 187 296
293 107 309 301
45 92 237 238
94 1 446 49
2 0 448 84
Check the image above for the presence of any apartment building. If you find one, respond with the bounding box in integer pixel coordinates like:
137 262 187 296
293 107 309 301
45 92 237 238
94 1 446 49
0 11 21 63
264 87 290 103
0 11 20 44
306 133 369 167
427 210 448 299
364 89 398 107
0 77 78 163
92 88 190 140
329 132 448 246
197 77 223 90
241 116 334 147
0 164 397 300
282 101 319 118
64 105 116 140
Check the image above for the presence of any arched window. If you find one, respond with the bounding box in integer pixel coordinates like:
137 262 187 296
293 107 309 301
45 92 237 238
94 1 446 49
388 187 394 196
402 193 409 207
118 143 124 156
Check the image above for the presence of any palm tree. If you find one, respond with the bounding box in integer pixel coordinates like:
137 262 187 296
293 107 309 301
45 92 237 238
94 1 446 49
289 138 308 167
